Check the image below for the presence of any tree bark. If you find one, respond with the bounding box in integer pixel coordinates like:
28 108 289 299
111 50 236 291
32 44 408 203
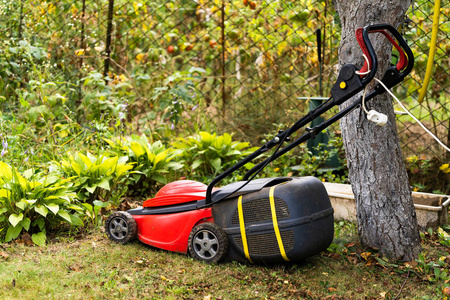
332 0 421 261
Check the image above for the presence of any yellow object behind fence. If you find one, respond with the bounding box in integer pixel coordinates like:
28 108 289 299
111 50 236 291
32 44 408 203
417 0 441 103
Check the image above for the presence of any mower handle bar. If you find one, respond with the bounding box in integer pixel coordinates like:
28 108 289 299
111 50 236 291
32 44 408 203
242 24 415 180
204 24 413 205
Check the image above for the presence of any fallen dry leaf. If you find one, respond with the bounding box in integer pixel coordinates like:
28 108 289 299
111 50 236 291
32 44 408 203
361 252 372 260
0 252 9 260
443 287 450 296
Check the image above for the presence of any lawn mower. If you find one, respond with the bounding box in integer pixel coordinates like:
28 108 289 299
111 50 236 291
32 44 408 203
105 24 414 264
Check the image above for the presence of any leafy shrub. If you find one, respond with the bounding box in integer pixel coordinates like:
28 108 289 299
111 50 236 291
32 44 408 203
103 134 183 196
79 71 133 123
257 129 348 183
56 151 134 204
0 162 83 246
294 135 348 183
172 131 258 182
406 156 450 194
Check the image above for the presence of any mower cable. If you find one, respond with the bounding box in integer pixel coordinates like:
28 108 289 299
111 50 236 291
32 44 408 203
356 53 372 114
361 87 370 114
355 54 372 76
374 77 450 153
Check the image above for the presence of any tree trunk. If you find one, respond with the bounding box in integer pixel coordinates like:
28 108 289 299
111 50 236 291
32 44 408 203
332 0 421 261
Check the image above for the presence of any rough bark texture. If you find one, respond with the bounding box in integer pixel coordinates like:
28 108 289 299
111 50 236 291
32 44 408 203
332 0 421 261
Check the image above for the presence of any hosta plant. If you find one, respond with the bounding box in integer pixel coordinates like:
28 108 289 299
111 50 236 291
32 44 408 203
0 162 83 246
172 132 258 182
57 151 134 204
103 134 183 196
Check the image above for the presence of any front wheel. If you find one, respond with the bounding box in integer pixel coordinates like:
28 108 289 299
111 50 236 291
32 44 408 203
188 222 228 264
105 211 137 244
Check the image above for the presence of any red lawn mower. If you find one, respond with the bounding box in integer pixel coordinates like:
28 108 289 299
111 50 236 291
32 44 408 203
105 24 414 264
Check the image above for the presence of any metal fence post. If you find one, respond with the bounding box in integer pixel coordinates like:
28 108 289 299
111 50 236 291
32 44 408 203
103 0 115 80
221 0 226 119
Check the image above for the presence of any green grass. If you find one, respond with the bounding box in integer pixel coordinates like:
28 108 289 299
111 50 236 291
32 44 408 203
0 226 449 299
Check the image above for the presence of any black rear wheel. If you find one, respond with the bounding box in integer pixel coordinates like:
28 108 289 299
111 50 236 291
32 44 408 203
188 222 228 264
105 211 137 244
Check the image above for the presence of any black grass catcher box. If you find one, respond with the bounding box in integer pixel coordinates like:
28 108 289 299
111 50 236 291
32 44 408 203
211 176 334 264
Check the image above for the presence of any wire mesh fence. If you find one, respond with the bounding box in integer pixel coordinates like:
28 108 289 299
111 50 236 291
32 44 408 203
1 0 448 162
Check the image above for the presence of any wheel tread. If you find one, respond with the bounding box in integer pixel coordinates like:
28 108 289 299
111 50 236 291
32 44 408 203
105 211 137 244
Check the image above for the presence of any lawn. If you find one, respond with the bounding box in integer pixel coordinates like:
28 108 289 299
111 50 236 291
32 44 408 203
1 223 448 299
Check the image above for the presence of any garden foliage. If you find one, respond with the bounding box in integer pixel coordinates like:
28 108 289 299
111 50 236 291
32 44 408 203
0 0 448 246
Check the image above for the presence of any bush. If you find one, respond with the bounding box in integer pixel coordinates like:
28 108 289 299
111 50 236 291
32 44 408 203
0 162 83 246
172 131 258 182
103 134 184 196
56 151 134 204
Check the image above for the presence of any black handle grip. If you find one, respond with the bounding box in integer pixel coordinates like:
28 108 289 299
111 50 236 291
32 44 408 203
365 24 414 79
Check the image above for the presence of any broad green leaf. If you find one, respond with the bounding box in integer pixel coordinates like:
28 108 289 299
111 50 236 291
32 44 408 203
223 133 232 145
23 169 33 179
85 185 97 194
32 218 45 230
226 150 241 156
0 189 10 199
61 160 71 169
0 208 7 215
244 162 255 170
70 215 84 226
20 217 31 231
93 200 106 208
153 151 168 166
5 224 23 242
0 161 12 182
151 174 167 184
35 205 49 217
16 173 29 189
102 137 115 147
82 203 93 213
97 178 110 190
24 199 37 205
70 161 82 176
86 151 97 163
115 164 133 178
130 142 146 158
167 162 183 170
9 213 23 227
67 205 83 211
118 156 129 164
15 200 28 210
101 156 118 175
31 232 46 247
58 210 72 223
233 142 251 151
192 160 202 170
214 136 224 148
147 151 155 162
45 203 60 215
172 140 189 149
210 158 222 171
89 165 101 176
42 174 59 186
199 132 212 144
77 152 93 169
44 195 64 201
